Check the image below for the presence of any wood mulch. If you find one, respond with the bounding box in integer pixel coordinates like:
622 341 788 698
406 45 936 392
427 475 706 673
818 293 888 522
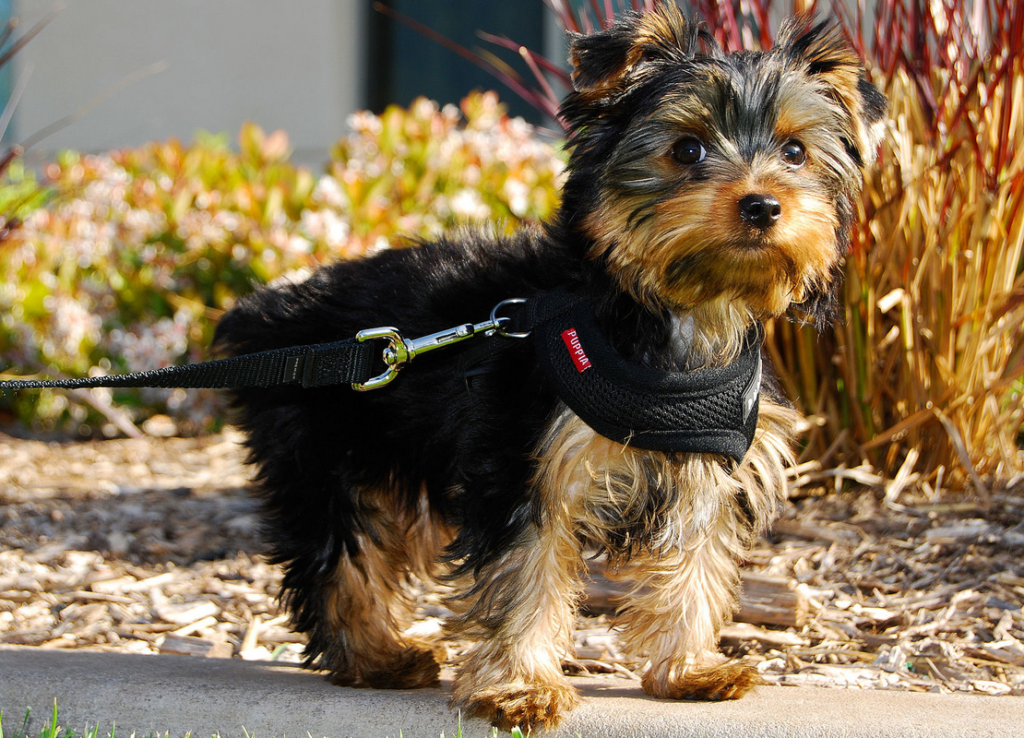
1 429 1022 696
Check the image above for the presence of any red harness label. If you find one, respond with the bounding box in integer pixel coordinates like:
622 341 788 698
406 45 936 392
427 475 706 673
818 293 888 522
561 328 592 373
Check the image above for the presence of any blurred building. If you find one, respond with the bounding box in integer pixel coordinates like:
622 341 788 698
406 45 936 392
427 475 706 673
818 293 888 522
5 1 563 168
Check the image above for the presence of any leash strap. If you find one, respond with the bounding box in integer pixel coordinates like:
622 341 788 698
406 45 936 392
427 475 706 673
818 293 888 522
0 301 522 393
0 291 762 463
0 338 377 391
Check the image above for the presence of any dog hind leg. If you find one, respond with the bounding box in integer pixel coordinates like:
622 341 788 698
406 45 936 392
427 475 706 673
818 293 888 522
314 483 447 689
253 433 444 690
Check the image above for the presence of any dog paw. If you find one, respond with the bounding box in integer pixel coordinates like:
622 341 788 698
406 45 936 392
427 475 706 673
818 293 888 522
642 662 762 701
358 646 441 689
459 681 582 731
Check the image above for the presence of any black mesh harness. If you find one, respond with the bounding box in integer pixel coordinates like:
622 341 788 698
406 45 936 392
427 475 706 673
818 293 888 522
0 290 762 464
504 290 762 464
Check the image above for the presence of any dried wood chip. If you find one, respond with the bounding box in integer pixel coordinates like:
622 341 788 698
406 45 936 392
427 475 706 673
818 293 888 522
736 573 809 628
170 615 219 637
90 576 140 594
159 633 233 658
924 520 998 543
720 622 807 648
969 679 1013 695
965 640 1024 667
71 590 135 605
563 658 618 675
152 597 220 625
2 432 1022 695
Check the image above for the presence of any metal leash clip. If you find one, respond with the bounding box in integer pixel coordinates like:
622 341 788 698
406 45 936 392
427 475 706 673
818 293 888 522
352 298 527 391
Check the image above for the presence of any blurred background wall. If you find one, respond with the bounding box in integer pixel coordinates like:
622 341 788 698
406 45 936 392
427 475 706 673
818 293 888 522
4 0 564 168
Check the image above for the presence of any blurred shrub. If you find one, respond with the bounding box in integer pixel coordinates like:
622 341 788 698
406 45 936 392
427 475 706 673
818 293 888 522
0 159 51 236
330 93 563 250
0 91 564 435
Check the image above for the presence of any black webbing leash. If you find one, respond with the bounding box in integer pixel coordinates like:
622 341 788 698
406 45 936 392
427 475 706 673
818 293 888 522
0 299 528 394
0 338 378 392
0 291 764 463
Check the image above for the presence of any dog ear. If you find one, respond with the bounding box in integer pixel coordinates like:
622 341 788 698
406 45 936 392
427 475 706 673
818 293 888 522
563 6 715 137
568 4 710 93
779 19 887 166
567 22 640 93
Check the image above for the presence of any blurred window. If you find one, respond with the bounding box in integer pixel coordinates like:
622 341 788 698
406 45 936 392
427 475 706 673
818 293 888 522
367 1 546 123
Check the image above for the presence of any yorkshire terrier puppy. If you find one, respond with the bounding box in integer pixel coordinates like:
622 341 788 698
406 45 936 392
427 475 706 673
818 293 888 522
215 4 885 731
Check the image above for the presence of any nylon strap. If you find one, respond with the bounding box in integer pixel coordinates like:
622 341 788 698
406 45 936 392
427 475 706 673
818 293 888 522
0 338 377 391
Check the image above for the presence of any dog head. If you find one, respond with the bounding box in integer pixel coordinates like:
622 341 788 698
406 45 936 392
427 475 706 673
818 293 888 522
558 3 887 325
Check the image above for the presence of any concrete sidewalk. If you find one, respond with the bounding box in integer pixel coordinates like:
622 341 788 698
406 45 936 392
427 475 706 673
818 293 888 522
0 646 1019 738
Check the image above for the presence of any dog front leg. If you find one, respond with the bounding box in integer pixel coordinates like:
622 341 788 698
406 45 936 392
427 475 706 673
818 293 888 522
615 508 762 701
449 516 584 731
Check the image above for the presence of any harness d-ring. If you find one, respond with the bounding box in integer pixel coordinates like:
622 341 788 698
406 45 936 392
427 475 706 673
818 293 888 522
490 298 531 339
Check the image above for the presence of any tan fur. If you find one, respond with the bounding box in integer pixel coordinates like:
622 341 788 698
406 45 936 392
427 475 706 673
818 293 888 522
581 75 847 320
322 484 449 688
570 2 693 94
326 356 798 721
775 22 886 163
438 274 803 727
585 179 840 317
469 388 799 718
609 400 797 699
446 456 587 730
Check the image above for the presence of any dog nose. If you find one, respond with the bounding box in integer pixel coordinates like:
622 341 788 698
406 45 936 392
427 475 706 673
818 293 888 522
738 194 782 229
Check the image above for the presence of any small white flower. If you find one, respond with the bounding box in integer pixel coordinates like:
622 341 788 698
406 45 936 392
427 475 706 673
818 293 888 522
288 234 312 254
311 175 348 209
503 178 530 218
449 189 490 221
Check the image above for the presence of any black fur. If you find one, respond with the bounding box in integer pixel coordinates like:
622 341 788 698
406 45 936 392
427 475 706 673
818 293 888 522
214 6 884 697
217 231 571 661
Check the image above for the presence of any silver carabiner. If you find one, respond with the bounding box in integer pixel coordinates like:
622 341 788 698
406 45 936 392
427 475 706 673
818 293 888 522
352 327 408 391
351 299 526 391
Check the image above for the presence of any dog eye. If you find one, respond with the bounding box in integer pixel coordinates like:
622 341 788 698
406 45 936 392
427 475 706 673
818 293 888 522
781 140 806 168
638 47 661 64
671 137 707 165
